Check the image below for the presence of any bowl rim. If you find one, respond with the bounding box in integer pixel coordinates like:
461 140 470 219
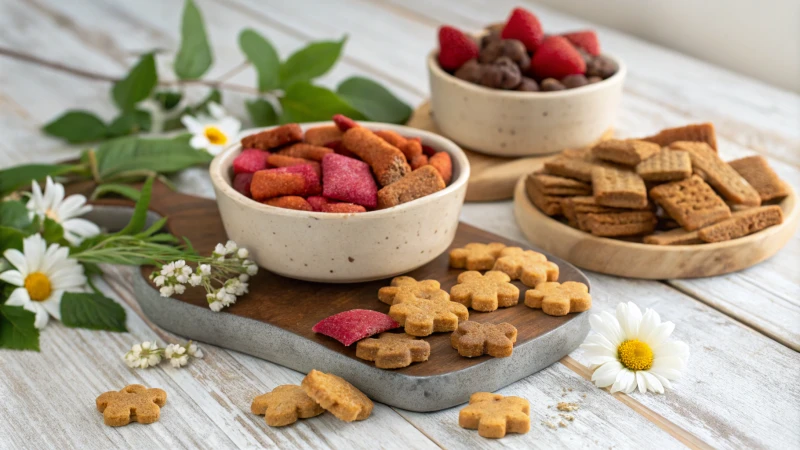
427 49 627 98
209 121 471 219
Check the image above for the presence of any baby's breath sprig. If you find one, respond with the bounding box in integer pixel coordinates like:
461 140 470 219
150 240 257 311
123 340 203 369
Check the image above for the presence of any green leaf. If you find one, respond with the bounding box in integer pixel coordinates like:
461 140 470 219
107 109 152 137
117 177 153 236
0 164 77 198
155 90 183 111
0 305 39 351
174 0 212 80
0 200 31 230
112 53 158 110
42 110 107 143
60 292 127 332
93 135 213 181
246 99 278 127
0 226 25 251
279 82 364 123
91 184 141 202
337 77 412 124
279 37 346 88
42 217 65 245
163 89 221 131
239 29 280 91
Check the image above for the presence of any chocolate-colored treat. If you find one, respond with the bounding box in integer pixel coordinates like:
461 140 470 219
516 77 539 92
540 78 566 91
562 74 588 89
586 55 618 79
588 76 603 84
480 31 501 49
576 47 594 65
479 39 530 72
455 59 484 84
480 56 521 90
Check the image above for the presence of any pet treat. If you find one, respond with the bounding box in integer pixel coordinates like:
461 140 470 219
389 296 469 336
697 205 783 243
669 141 760 206
278 143 334 161
266 154 321 176
322 153 378 208
251 385 324 427
301 370 373 422
376 166 445 209
264 196 313 211
728 155 789 202
592 166 648 209
332 114 359 132
492 247 559 287
636 149 692 182
643 228 702 245
342 127 410 186
250 165 321 200
650 175 732 230
312 309 399 346
525 178 563 216
525 281 592 316
429 152 453 184
591 139 660 166
233 172 254 198
584 211 658 237
450 271 520 312
374 130 423 160
410 154 429 170
355 332 431 369
459 392 531 439
321 203 366 213
306 196 329 212
378 276 449 305
304 125 343 146
642 122 717 151
241 124 302 150
451 321 518 358
449 242 507 271
528 173 591 196
233 149 269 174
543 154 611 182
96 384 167 427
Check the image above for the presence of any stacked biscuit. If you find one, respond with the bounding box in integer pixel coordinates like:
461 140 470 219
527 123 788 244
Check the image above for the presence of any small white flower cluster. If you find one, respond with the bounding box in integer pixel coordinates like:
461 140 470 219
123 340 203 369
150 240 257 312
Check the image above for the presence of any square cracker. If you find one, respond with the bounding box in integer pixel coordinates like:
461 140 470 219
543 153 616 182
728 155 789 202
584 211 657 237
641 122 718 151
697 205 783 243
592 167 648 209
649 175 732 230
525 176 562 216
592 139 660 166
529 173 591 196
636 150 692 182
669 141 761 206
643 228 702 245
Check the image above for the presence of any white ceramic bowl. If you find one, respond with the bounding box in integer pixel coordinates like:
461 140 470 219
209 122 470 283
427 50 626 157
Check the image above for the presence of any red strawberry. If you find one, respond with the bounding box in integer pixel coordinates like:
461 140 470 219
530 36 586 80
437 26 479 70
501 8 544 52
563 30 600 56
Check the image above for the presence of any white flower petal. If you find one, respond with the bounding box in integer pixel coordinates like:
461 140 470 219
190 134 210 150
31 303 49 329
23 235 47 273
181 115 204 133
62 218 101 245
592 360 623 387
208 102 225 119
645 321 676 349
641 371 664 394
655 340 690 360
41 290 63 321
611 368 636 394
636 371 648 394
649 366 683 381
206 144 224 156
5 287 30 306
652 355 686 372
55 194 88 220
637 308 662 341
3 249 28 275
649 372 673 390
590 312 624 347
39 245 69 274
583 332 616 349
0 270 24 286
617 302 642 339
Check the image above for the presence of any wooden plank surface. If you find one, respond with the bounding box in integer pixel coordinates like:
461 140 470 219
0 0 799 448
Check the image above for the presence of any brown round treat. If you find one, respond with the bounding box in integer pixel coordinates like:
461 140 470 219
540 78 566 91
479 39 529 72
478 39 503 63
481 31 501 49
454 59 484 84
586 55 619 79
480 56 522 90
516 77 540 92
588 76 603 84
576 47 594 65
562 74 589 89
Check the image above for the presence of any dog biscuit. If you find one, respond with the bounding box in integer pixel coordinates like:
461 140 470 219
266 154 321 176
728 155 789 202
429 152 453 184
459 392 531 439
304 125 343 146
636 150 692 182
525 176 563 216
650 175 731 230
278 143 334 161
450 271 520 312
251 385 324 427
263 196 313 211
355 333 431 369
389 296 469 336
301 370 373 422
585 211 657 237
643 228 702 245
449 242 506 271
241 124 302 150
697 205 783 243
528 173 591 196
592 139 660 166
492 247 559 287
342 127 411 186
377 166 446 209
592 166 648 209
451 321 518 358
96 384 167 427
641 122 717 151
378 276 449 305
524 281 592 316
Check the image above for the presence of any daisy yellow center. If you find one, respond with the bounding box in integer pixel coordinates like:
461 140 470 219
617 339 654 371
24 272 52 302
204 126 227 145
45 208 60 221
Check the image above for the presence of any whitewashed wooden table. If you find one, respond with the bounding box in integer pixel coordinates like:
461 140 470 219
1 1 798 449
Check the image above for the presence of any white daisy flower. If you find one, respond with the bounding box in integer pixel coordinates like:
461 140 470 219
580 302 689 394
181 102 241 155
0 234 86 329
26 176 100 246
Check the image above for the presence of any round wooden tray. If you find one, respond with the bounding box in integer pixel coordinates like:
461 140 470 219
512 176 799 279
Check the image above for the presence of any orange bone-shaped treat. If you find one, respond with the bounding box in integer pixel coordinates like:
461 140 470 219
263 196 313 211
241 124 302 150
429 152 453 184
278 143 334 161
374 130 424 160
304 125 343 146
342 127 411 186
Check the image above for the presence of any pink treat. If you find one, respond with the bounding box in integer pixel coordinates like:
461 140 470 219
233 172 254 198
272 164 322 196
312 309 399 346
421 144 437 157
307 195 332 212
233 149 269 174
321 153 378 208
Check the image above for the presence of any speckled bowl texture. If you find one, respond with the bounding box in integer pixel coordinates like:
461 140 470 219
209 122 470 283
427 50 626 157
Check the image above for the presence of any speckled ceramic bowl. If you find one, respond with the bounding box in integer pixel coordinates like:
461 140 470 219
209 122 470 283
427 50 626 157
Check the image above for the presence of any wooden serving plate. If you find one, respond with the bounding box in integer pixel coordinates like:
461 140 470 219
87 183 592 412
406 101 613 202
513 175 799 279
